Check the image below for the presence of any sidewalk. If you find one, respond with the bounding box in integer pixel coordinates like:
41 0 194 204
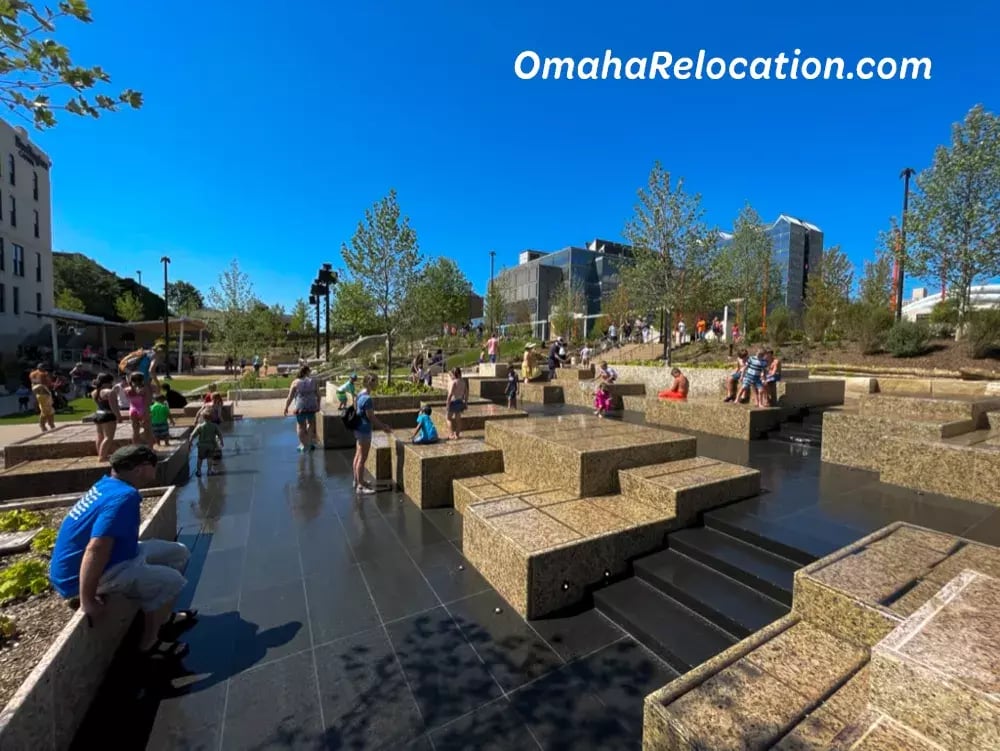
0 424 47 450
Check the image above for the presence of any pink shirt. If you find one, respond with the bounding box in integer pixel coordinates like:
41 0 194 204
486 337 498 355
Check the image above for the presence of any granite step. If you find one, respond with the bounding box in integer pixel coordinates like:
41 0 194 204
704 505 856 565
634 549 789 637
669 527 800 605
593 577 737 673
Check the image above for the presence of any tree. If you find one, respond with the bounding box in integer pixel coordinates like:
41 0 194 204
547 282 586 342
907 104 1000 318
803 244 854 340
601 283 632 331
166 281 204 316
622 162 719 362
114 291 144 322
340 189 422 381
288 298 315 335
404 258 471 339
0 1 142 129
859 230 896 310
206 259 264 359
483 276 509 334
714 203 780 333
330 279 382 338
54 287 84 312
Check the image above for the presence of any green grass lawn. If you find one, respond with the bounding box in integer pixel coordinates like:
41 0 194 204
0 397 97 425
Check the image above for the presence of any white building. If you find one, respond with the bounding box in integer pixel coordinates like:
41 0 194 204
0 119 53 359
902 285 1000 321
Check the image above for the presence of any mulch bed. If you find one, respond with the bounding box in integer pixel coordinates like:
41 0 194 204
0 497 161 710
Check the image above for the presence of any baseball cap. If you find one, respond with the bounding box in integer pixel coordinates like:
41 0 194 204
109 444 159 471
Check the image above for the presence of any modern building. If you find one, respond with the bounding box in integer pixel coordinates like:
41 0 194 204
493 238 632 338
717 214 823 313
0 119 53 360
902 285 1000 321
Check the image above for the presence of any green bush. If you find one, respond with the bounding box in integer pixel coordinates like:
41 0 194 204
377 379 441 396
0 510 43 532
965 308 1000 359
929 298 960 326
885 320 931 358
803 305 833 342
0 614 16 640
31 528 57 556
766 307 795 346
926 322 955 340
0 559 50 604
843 303 895 355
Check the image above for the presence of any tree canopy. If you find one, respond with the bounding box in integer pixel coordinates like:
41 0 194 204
0 1 142 129
53 252 165 322
113 290 144 322
166 280 204 316
403 257 471 339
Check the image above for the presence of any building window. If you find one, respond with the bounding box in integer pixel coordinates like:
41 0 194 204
7 155 13 186
32 171 38 201
35 251 41 282
13 286 19 315
33 210 39 238
36 292 41 312
12 244 23 277
9 195 15 227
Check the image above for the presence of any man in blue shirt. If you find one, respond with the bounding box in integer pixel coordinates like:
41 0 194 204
49 444 195 662
411 405 439 445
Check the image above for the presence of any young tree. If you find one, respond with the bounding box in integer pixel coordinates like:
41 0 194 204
0 1 142 129
601 283 632 332
907 104 1000 318
803 245 854 340
207 259 262 360
340 189 422 382
288 298 315 335
859 230 896 310
55 287 85 313
404 257 471 339
114 291 144 322
714 203 780 333
622 162 718 362
547 282 586 342
330 279 382 338
166 281 205 316
483 276 509 334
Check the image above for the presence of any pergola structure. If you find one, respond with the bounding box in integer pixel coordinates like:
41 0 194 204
38 308 130 366
129 317 210 368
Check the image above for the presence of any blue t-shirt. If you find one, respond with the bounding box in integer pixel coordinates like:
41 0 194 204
49 476 141 597
416 413 438 441
355 392 373 434
744 356 766 381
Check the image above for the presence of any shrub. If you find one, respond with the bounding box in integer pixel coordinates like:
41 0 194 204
0 559 51 604
965 308 1000 359
926 322 955 340
0 509 43 532
0 615 16 641
843 303 894 355
803 305 833 342
885 320 931 358
929 298 960 326
31 527 57 556
377 379 441 396
766 307 795 346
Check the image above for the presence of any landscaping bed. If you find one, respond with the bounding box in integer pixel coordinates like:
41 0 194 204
0 498 159 711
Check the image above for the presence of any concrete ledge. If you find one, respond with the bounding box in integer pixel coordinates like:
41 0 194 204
485 417 696 497
363 433 394 487
777 378 845 408
517 383 564 404
3 424 191 468
554 366 595 381
879 436 1000 506
645 398 787 440
181 402 234 421
317 410 355 449
467 378 509 403
430 404 528 433
857 393 1000 426
222 387 290 400
0 444 190 501
477 363 508 378
0 486 179 751
391 438 503 509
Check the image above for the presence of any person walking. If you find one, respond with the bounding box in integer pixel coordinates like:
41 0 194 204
283 365 321 451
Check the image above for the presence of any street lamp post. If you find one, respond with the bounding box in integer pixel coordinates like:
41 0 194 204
136 270 142 288
160 256 171 376
309 290 321 358
317 264 338 360
896 167 915 321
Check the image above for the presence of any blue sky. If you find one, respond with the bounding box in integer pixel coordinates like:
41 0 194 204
37 0 996 310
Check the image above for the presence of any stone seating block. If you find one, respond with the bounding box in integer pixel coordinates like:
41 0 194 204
463 491 681 618
391 438 503 509
371 394 442 411
517 382 564 404
645 398 786 440
822 710 946 750
858 393 1000 426
879 436 1000 506
363 433 394 486
317 410 355 449
776 378 845 408
554 366 595 381
378 409 422 430
181 402 234 421
478 363 508 378
430 404 528 433
792 523 964 648
561 381 647 411
619 457 760 525
3 424 191 468
485 416 696 497
870 569 1000 750
468 377 509 403
989 411 1000 433
0 443 189 502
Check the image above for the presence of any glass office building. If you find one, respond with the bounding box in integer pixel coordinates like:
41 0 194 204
717 214 823 313
494 238 632 339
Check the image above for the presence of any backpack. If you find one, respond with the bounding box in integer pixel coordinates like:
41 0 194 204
118 348 147 374
341 404 362 430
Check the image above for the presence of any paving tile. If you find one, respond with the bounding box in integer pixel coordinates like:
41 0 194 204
234 580 311 667
430 697 541 750
304 565 381 646
360 551 440 622
528 607 625 662
188 546 245 605
386 606 503 730
241 539 304 591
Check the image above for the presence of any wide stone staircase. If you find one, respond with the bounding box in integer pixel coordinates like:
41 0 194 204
765 407 832 449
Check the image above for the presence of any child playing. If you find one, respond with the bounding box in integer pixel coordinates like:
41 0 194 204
764 348 782 407
150 393 176 446
31 380 55 431
125 372 153 446
189 407 224 477
505 368 519 409
16 385 31 413
594 382 613 418
579 343 593 367
735 349 769 407
411 405 439 445
336 373 358 410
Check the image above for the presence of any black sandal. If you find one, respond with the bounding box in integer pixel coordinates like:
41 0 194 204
164 609 199 627
141 640 190 661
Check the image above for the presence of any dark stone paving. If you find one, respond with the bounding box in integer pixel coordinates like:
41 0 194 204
71 408 1000 750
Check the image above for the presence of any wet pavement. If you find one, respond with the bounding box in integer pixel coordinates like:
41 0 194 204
71 410 1000 750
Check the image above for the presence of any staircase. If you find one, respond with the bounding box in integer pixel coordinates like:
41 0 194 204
594 496 854 674
766 407 830 448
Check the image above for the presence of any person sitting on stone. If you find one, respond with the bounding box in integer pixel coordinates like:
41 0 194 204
522 343 544 382
723 349 749 403
48 445 196 663
763 348 782 407
596 361 618 385
658 368 689 401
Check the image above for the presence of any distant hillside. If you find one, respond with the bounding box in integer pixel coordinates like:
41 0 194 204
53 252 168 322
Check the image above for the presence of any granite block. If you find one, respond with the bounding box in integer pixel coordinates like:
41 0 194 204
857 393 978 422
317 409 356 449
819 411 969 472
517 382 564 404
478 362 508 378
809 543 943 605
989 411 1000 433
430 403 528 432
486 507 582 552
827 712 946 751
393 438 504 509
773 703 852 750
619 458 760 523
793 574 904 648
645 398 786 440
554 366 595 381
871 570 1000 750
925 541 1000 584
363 433 393 484
880 436 1000 506
777 378 845 408
462 503 530 616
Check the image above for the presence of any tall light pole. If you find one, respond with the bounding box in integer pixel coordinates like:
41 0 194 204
160 256 171 376
309 281 325 359
896 167 915 321
136 270 142 288
317 263 337 359
488 249 496 331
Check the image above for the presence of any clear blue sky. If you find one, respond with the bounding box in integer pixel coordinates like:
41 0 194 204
37 0 996 310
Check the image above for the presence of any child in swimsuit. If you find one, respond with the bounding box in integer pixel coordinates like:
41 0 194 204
126 372 154 447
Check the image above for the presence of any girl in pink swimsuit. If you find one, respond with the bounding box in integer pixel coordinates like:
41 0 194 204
126 372 154 447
